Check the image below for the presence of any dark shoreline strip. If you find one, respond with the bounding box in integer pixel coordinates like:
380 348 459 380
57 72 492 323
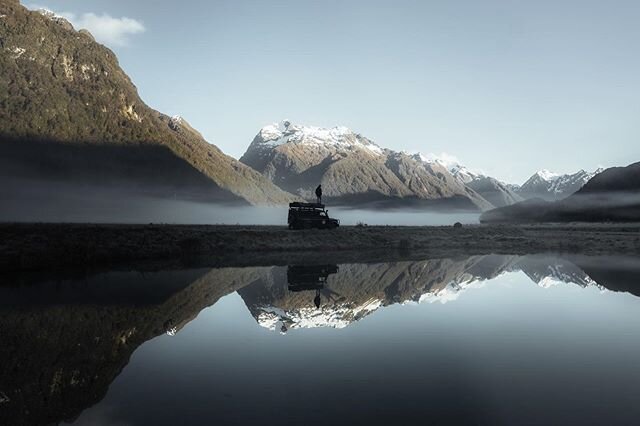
1 223 639 273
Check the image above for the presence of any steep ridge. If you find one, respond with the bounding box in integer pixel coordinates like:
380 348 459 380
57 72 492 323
420 154 522 207
0 1 294 209
240 121 492 210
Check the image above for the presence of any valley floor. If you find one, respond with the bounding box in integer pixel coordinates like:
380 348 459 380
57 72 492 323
2 223 640 273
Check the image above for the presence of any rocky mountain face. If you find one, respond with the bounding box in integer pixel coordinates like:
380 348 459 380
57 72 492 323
516 168 604 201
0 1 294 211
481 162 640 223
466 177 523 208
240 121 492 210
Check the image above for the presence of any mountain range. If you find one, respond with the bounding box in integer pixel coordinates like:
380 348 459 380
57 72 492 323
0 1 628 218
481 161 640 223
514 168 605 201
429 156 605 204
240 121 609 210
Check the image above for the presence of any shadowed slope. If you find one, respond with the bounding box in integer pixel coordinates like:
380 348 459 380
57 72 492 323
0 265 271 426
0 1 294 208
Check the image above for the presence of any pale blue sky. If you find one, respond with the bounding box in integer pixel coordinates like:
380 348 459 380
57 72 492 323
27 0 640 183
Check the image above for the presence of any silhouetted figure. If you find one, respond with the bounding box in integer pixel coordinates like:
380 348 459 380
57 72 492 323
314 289 321 309
315 184 323 203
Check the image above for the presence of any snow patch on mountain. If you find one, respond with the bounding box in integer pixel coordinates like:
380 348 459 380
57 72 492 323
33 7 75 30
256 304 356 331
258 120 384 155
414 152 484 184
535 169 561 181
548 168 605 194
538 276 563 288
519 259 606 291
519 168 605 200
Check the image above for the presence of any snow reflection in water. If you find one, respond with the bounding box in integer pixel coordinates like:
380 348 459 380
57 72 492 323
1 254 639 426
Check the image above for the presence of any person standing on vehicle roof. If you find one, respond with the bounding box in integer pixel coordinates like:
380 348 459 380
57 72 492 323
315 184 322 204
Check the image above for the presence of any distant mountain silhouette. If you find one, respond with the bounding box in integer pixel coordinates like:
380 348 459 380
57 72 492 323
481 162 640 223
514 169 604 201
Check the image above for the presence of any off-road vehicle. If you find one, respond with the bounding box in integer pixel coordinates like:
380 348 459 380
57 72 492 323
287 202 340 230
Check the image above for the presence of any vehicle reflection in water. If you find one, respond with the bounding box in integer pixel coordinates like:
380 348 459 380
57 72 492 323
1 255 640 425
287 264 339 292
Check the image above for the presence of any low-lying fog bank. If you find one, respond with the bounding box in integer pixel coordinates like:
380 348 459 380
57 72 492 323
0 192 479 226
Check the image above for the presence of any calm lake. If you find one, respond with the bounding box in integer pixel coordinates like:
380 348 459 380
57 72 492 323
2 254 640 425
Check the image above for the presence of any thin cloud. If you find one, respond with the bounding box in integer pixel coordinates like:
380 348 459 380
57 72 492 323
26 4 145 47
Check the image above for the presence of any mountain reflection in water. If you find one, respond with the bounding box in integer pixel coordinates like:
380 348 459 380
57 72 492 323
1 255 640 426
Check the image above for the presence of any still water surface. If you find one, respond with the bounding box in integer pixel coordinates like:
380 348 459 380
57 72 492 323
2 255 640 425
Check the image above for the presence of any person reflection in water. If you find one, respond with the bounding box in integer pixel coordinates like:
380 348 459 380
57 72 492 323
315 184 322 204
314 289 321 309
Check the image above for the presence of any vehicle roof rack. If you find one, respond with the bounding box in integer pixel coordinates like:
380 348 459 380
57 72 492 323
289 202 325 209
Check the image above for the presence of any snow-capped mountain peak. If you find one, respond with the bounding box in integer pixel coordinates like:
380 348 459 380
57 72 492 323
535 169 561 181
257 120 384 155
519 168 605 200
33 7 74 30
414 152 482 184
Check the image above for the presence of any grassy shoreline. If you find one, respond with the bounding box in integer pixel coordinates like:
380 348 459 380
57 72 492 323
2 223 640 273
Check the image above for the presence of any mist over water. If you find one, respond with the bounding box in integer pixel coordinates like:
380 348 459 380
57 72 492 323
182 205 479 227
0 189 479 225
330 208 479 226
